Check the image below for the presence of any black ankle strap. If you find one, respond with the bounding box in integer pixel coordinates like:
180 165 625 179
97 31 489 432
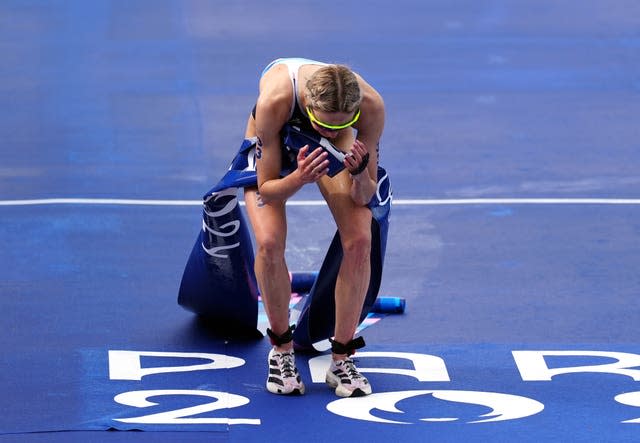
266 325 296 346
329 336 366 356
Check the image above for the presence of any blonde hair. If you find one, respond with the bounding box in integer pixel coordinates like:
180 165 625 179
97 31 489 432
305 65 361 113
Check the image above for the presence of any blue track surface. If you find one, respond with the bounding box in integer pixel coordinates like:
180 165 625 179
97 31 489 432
1 1 640 441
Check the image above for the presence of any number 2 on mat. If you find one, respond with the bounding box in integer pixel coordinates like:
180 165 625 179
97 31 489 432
113 389 261 425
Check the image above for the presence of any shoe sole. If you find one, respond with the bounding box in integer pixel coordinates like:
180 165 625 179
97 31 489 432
325 373 372 398
266 381 305 395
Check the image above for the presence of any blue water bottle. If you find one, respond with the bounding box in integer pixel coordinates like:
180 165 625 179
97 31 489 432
372 297 406 314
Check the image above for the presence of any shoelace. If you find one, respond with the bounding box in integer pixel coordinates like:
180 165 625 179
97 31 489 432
278 352 296 378
341 359 363 380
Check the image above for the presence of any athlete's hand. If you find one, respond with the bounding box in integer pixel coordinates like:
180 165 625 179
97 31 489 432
296 145 329 184
344 139 370 176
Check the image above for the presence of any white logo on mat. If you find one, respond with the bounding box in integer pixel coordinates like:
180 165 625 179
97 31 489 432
326 389 544 424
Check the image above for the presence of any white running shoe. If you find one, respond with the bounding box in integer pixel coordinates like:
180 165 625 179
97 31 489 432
326 358 372 397
266 348 305 395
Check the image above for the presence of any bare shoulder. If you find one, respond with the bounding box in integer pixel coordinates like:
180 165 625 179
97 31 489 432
355 73 384 111
255 65 293 141
257 64 292 110
353 73 385 135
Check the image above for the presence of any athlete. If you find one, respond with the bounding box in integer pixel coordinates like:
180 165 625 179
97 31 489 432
243 58 385 397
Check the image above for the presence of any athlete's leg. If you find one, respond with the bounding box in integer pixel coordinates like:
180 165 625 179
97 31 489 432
242 113 304 395
317 171 373 397
317 172 372 357
244 189 293 349
242 113 293 352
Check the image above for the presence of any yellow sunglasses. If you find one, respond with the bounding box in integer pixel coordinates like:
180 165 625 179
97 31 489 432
306 106 361 131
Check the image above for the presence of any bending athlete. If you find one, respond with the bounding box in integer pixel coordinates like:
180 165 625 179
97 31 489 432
243 58 385 397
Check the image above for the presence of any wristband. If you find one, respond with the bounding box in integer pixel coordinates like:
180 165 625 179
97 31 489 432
349 152 369 176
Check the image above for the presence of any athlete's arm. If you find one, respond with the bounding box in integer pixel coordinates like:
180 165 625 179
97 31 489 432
347 79 385 206
254 74 330 204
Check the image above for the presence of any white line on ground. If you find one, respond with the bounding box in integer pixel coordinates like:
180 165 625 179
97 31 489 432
1 198 639 207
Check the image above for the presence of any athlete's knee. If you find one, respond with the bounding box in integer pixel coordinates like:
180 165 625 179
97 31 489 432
341 229 371 260
255 233 286 263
